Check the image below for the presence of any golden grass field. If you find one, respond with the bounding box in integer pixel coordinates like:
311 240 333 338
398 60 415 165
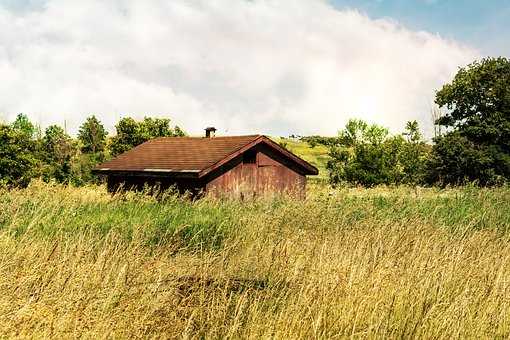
1 181 510 338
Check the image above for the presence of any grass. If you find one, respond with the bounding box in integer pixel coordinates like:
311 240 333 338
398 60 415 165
1 181 510 338
272 137 330 181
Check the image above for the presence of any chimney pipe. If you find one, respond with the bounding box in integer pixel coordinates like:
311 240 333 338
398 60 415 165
205 127 217 138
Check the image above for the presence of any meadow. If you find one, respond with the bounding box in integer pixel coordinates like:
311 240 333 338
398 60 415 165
1 181 510 338
273 137 331 181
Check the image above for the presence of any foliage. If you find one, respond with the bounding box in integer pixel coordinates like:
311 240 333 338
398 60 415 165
41 125 77 183
278 139 289 148
109 117 139 156
327 119 430 186
0 124 38 187
427 132 507 186
401 121 430 184
1 114 189 187
69 153 107 186
11 113 36 138
430 57 510 185
300 135 341 148
403 120 422 143
110 117 186 156
339 118 387 146
78 115 108 154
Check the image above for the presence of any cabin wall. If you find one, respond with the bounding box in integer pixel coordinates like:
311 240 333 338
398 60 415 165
205 150 306 199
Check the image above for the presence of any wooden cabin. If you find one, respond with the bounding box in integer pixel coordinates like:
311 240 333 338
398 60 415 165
93 128 318 198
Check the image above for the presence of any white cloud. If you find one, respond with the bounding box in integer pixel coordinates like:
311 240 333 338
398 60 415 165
0 0 478 137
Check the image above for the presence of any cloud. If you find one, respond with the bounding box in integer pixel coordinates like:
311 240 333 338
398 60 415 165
0 0 478 137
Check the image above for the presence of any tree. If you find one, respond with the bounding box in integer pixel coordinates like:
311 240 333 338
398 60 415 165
110 116 186 156
327 119 430 187
327 120 399 186
430 106 444 139
173 125 186 137
11 113 36 138
138 117 174 140
300 135 341 148
403 120 422 143
78 115 108 154
339 119 369 146
429 57 510 185
427 132 504 185
400 121 430 184
41 125 76 183
109 117 142 156
0 124 38 187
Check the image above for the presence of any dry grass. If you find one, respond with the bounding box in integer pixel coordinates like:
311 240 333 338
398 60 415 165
0 182 510 338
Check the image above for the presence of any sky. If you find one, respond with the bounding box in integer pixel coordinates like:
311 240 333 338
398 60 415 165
0 0 507 137
331 0 510 57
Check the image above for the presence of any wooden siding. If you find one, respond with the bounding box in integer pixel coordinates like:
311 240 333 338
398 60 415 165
205 149 306 199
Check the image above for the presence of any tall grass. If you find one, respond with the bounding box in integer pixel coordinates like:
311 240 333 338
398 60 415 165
0 181 509 338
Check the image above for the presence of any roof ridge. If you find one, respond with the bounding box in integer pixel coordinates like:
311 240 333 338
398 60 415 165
152 134 262 139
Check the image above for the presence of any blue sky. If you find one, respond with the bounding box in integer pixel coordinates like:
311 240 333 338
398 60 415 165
331 0 510 57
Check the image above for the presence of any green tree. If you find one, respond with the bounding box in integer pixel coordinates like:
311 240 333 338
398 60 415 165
429 57 510 185
339 119 369 146
300 135 341 148
110 116 185 156
78 115 108 154
328 119 429 187
109 117 142 156
11 113 36 138
0 124 38 187
327 119 398 186
427 132 503 185
400 121 430 184
69 152 105 186
138 117 173 140
173 125 186 137
403 120 422 143
42 125 76 183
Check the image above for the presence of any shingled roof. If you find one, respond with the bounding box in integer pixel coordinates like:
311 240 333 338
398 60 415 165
94 135 318 177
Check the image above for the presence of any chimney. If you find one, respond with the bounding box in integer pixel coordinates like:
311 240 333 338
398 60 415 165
205 127 217 138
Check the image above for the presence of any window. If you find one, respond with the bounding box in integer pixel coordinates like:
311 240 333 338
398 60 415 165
243 150 257 164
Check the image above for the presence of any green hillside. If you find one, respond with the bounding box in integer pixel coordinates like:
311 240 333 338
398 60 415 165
272 137 330 180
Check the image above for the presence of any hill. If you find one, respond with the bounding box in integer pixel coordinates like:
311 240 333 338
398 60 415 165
272 137 330 181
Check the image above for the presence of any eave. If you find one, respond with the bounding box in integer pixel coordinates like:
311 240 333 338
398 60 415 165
91 169 201 178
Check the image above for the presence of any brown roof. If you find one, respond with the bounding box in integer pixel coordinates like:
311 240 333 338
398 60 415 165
95 135 318 176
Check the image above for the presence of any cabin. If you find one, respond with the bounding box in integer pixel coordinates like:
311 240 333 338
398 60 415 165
93 128 318 198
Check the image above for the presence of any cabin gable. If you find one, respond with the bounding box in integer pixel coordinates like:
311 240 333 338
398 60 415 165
205 146 306 198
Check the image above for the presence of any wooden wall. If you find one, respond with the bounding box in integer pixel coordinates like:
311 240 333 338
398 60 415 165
205 149 306 199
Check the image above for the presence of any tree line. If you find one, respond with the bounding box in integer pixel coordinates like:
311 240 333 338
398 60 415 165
318 57 510 187
0 116 184 187
1 57 509 188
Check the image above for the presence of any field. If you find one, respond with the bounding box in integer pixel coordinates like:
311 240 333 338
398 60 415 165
273 137 330 181
1 181 510 338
